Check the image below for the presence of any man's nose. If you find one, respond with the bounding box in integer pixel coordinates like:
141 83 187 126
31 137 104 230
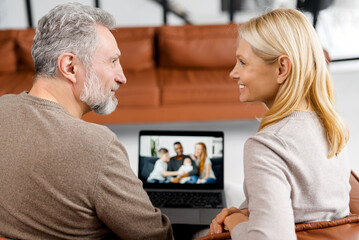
116 64 127 84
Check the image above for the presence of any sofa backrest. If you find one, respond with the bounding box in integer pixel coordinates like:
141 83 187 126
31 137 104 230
111 27 156 72
210 157 223 186
0 30 18 74
1 24 239 74
16 29 35 72
139 156 159 180
0 29 36 74
0 27 156 76
158 24 238 69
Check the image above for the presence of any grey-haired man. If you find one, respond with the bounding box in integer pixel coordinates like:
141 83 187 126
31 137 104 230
0 3 173 240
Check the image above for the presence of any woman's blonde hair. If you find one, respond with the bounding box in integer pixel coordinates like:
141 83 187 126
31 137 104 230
239 8 349 157
196 143 207 175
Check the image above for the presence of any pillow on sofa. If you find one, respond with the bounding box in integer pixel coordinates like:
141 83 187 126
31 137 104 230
194 214 359 240
158 24 238 68
0 40 17 74
16 29 36 72
111 27 155 72
14 27 155 73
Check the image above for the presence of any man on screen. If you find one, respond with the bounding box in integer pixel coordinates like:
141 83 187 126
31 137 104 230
167 142 198 183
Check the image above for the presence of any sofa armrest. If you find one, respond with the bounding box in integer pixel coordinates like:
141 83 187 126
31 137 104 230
194 215 359 240
350 170 359 214
295 214 359 231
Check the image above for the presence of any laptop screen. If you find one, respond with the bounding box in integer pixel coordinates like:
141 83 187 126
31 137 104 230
138 130 224 190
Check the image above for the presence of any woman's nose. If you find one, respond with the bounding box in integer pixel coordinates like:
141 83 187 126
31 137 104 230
230 65 240 81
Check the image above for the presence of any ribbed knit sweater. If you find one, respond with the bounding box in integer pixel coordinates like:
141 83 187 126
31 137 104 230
232 111 350 240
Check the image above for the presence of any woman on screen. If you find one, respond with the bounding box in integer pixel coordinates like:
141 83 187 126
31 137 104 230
190 142 216 184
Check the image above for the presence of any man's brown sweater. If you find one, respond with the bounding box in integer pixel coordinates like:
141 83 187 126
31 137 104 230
0 92 173 240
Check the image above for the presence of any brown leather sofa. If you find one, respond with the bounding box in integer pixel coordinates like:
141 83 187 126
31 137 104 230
0 24 266 125
194 171 359 240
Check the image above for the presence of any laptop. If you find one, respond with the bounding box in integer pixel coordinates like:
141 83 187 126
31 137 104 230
138 130 226 225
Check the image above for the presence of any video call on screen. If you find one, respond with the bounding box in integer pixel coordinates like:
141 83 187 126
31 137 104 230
139 135 223 185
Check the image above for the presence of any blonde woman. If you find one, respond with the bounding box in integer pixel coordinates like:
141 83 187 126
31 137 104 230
190 142 216 184
209 8 350 240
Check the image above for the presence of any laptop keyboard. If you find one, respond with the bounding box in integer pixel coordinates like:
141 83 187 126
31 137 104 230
147 191 224 209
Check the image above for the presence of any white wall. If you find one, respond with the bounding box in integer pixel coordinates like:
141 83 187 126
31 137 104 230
139 135 223 158
1 0 359 59
316 3 359 59
0 0 28 29
330 61 359 174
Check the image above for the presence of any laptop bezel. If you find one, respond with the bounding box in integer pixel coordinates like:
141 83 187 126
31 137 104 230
138 130 224 190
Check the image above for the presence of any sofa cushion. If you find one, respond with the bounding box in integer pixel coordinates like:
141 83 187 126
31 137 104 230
210 157 223 188
139 156 159 180
16 29 36 72
0 70 159 108
0 75 14 96
159 69 239 105
0 30 18 74
0 73 34 96
111 27 155 72
115 69 160 107
0 40 17 74
158 24 238 68
14 27 155 73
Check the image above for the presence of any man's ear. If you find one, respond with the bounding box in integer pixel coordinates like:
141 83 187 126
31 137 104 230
277 55 292 84
57 53 77 84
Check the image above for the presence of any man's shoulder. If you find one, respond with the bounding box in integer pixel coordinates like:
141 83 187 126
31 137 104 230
0 93 19 105
64 119 128 163
0 93 17 99
72 119 117 143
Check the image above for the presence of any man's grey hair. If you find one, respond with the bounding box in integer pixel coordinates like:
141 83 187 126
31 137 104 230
32 3 116 78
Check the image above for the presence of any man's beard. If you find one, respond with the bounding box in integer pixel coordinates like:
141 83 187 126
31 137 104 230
80 68 119 115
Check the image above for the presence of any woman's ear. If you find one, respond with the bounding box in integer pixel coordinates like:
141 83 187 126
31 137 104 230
277 55 292 84
57 53 77 84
